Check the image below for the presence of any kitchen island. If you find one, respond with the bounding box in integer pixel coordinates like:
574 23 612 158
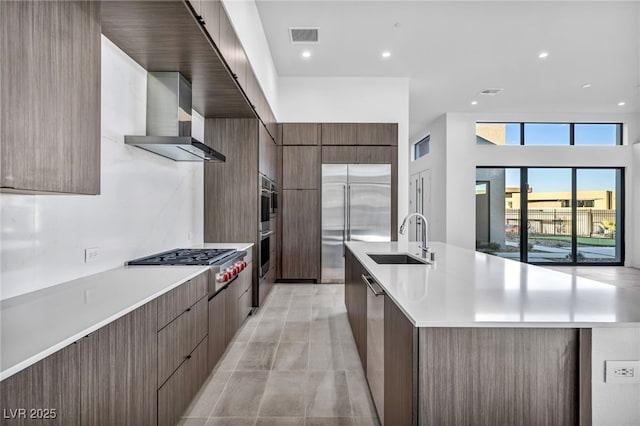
345 241 640 426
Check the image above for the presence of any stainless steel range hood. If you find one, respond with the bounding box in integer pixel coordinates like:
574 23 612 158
125 72 225 162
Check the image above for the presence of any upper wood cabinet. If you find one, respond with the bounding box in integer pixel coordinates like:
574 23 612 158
282 123 320 145
259 126 277 180
320 123 397 146
356 146 392 164
321 123 358 145
283 146 319 189
322 146 358 164
357 123 398 145
200 0 221 42
0 0 101 194
218 11 237 74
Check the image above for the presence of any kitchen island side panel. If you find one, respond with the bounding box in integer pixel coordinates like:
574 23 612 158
418 327 581 426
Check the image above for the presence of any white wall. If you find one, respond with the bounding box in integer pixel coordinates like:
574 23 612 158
592 327 640 426
410 111 639 266
222 0 279 118
278 76 410 240
0 36 204 301
409 115 447 242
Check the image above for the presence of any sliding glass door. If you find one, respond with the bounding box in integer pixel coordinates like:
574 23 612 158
476 167 624 265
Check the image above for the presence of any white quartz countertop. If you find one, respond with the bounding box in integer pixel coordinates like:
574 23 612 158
346 241 640 328
0 243 253 381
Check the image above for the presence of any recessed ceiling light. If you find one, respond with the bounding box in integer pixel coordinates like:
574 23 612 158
617 101 626 106
581 83 592 89
538 51 549 59
302 50 311 59
382 51 391 59
471 101 478 106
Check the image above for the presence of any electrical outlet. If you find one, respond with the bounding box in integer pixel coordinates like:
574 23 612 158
605 361 640 384
84 247 99 263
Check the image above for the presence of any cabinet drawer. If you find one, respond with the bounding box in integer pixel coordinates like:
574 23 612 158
238 286 252 326
158 298 208 386
158 337 208 426
157 272 208 330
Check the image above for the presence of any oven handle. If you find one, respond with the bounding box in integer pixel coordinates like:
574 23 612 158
261 188 272 195
260 230 274 238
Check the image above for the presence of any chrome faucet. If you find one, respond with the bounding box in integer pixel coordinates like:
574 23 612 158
399 212 430 259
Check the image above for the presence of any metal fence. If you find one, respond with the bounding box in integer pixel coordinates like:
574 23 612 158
505 209 616 238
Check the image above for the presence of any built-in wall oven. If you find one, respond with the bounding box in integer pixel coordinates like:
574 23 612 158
259 229 272 278
260 175 271 233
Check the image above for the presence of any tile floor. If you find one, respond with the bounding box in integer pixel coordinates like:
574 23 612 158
180 284 380 426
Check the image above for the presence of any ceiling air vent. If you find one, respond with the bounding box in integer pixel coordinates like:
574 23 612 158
289 27 319 44
479 88 504 96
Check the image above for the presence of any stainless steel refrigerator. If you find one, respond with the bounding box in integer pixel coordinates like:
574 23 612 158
321 164 391 283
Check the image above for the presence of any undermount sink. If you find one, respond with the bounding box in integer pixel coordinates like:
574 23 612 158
367 253 430 265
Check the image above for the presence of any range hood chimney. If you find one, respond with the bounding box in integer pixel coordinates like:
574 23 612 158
125 72 225 162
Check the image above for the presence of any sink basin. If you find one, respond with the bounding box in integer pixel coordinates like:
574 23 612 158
367 253 429 265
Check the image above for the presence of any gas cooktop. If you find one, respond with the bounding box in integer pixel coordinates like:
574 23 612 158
127 248 237 266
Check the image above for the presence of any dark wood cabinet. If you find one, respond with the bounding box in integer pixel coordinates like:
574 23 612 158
322 145 358 164
208 289 226 370
1 0 101 195
224 277 239 346
344 248 368 369
218 11 237 73
283 146 319 189
157 297 208 387
0 343 81 426
79 301 158 426
157 338 208 426
282 190 319 280
200 0 221 42
157 273 208 331
356 146 392 164
282 123 320 145
321 123 357 145
384 296 416 426
259 125 277 180
357 123 398 145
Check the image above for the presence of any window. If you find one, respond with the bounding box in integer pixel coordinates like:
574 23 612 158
524 123 570 145
414 135 430 159
476 167 624 265
476 122 622 146
476 123 521 145
574 124 622 146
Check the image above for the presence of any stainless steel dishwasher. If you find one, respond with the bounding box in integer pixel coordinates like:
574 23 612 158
363 274 385 424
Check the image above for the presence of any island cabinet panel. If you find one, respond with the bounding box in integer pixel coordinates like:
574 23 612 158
0 343 81 426
418 328 580 426
281 190 320 280
384 298 417 426
208 289 226 370
321 123 358 145
282 123 320 145
224 276 240 346
282 146 320 189
79 300 158 426
0 0 101 195
344 249 367 370
357 123 398 146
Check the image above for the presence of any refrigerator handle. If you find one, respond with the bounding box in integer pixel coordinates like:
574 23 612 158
342 184 347 256
347 185 351 240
